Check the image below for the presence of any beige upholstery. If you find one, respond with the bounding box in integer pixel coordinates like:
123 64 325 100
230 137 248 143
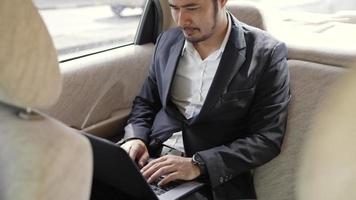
253 60 347 200
159 0 266 31
297 68 356 200
43 44 153 132
0 106 93 200
265 10 356 68
225 1 356 68
0 0 61 109
0 0 93 199
159 0 176 31
226 1 266 30
287 42 356 69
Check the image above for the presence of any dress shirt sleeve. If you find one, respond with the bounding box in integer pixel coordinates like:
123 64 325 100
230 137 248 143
197 42 291 188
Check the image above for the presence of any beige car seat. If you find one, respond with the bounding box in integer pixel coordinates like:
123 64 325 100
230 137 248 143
226 1 266 30
297 68 356 200
0 0 93 199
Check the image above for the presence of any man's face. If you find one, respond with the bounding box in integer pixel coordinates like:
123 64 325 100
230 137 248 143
168 0 219 43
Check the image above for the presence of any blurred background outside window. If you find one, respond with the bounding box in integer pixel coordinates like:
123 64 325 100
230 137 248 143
33 0 146 61
34 0 356 61
233 0 356 49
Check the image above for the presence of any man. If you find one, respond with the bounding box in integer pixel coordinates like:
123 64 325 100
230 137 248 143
120 0 290 199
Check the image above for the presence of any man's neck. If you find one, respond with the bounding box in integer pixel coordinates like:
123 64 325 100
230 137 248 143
193 12 229 60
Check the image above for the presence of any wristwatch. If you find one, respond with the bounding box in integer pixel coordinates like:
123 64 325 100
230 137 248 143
192 154 206 176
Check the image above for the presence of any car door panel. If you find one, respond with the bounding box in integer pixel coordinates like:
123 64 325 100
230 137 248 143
42 44 154 139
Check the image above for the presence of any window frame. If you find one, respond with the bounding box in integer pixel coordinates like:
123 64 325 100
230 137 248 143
58 0 162 63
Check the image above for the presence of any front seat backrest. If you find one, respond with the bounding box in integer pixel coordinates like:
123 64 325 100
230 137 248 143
297 67 356 200
0 0 93 200
253 60 346 200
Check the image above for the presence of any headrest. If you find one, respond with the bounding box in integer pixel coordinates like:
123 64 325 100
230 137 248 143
297 68 356 199
160 0 266 31
226 1 266 30
0 0 62 109
286 33 356 69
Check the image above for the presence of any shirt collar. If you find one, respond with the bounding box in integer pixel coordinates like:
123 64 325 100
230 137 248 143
181 12 232 59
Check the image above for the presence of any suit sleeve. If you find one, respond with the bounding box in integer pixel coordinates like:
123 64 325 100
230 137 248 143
122 34 164 144
197 42 291 188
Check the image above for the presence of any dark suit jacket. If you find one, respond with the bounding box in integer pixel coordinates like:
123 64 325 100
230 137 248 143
123 14 290 200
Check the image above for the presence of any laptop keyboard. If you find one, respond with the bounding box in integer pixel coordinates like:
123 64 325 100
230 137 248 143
149 177 181 196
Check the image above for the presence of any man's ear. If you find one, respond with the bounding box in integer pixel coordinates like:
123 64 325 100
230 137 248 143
219 0 228 8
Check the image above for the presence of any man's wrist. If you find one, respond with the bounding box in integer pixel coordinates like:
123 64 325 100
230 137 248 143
191 154 207 177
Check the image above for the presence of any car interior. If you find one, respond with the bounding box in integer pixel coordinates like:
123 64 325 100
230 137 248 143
1 0 356 199
0 0 92 199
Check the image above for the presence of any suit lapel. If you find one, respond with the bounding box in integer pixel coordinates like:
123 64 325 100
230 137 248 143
193 15 247 123
162 34 185 107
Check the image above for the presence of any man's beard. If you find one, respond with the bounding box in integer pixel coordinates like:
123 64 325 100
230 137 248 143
183 18 217 44
185 29 213 43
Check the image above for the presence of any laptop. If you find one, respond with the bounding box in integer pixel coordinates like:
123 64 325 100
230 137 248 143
85 134 205 200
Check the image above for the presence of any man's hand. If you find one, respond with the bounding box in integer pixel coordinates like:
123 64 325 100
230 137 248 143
141 155 201 187
121 139 149 168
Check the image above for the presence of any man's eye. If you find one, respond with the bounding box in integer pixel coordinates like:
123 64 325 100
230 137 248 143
170 6 179 11
186 7 199 11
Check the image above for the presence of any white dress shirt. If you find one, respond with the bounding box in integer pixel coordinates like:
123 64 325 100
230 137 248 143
163 15 232 153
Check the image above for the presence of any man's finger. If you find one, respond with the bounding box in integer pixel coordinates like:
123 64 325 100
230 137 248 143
158 172 179 187
128 144 140 161
141 156 167 172
142 158 172 180
138 151 149 168
121 143 130 153
142 161 164 180
147 165 175 184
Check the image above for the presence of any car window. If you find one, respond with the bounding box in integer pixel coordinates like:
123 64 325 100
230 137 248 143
33 0 147 61
232 0 356 44
236 0 356 13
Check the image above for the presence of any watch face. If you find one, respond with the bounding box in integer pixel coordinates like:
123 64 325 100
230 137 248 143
192 154 206 176
193 154 204 166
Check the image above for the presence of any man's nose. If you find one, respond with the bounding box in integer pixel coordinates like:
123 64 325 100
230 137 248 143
177 10 190 27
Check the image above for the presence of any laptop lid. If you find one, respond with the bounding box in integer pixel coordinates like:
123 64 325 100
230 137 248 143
85 134 204 200
86 134 158 200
